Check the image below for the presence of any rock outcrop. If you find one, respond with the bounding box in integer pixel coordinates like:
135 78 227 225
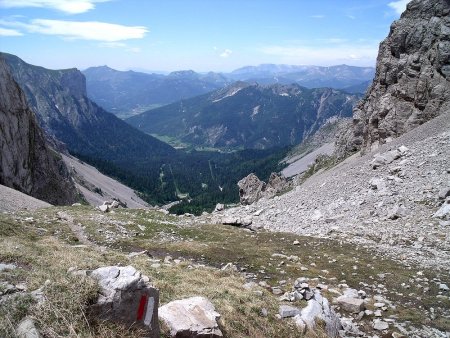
340 0 450 155
238 173 287 205
159 296 222 337
89 266 159 336
0 57 77 205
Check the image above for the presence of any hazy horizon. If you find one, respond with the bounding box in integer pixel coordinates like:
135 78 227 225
0 0 410 72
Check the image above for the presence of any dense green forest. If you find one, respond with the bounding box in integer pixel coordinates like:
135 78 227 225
73 146 289 214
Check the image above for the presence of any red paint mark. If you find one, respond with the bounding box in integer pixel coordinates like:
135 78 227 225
136 294 148 321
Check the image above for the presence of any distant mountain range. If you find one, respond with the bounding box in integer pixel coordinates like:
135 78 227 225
83 66 230 118
126 82 360 150
228 64 375 89
84 64 374 118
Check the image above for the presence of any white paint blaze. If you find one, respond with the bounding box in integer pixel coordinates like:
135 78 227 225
144 297 154 326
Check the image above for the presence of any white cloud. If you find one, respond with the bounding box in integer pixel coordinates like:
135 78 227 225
220 49 232 58
0 0 111 14
0 27 23 36
310 15 325 19
2 19 148 41
388 0 411 15
260 44 378 66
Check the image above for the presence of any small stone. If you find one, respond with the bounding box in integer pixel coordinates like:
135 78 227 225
16 318 40 338
260 308 268 317
293 240 300 245
272 287 283 295
300 282 309 289
316 283 328 290
243 282 257 290
98 204 109 212
374 302 385 308
0 263 17 272
221 262 238 272
438 187 450 200
373 320 389 331
439 283 449 291
279 305 300 318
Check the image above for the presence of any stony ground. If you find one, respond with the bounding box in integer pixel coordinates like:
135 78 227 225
208 111 450 275
1 202 449 337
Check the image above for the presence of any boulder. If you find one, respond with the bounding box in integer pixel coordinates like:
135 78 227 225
89 266 159 336
336 296 365 313
214 203 224 212
265 172 287 196
237 172 288 205
98 204 109 213
159 296 222 337
221 216 242 226
238 173 266 205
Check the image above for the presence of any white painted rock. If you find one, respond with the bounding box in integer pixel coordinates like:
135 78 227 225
89 266 159 337
159 296 222 337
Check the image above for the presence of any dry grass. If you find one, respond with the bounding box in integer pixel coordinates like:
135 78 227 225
0 211 324 337
1 206 449 337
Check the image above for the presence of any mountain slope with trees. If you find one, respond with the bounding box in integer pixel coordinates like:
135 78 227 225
127 82 360 150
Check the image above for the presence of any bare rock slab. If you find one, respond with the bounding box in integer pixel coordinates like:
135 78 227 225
159 296 222 337
89 266 159 336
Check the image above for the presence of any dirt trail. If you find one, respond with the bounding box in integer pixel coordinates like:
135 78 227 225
57 211 105 250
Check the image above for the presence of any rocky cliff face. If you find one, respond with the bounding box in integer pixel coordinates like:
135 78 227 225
1 52 174 162
0 57 77 205
342 0 450 154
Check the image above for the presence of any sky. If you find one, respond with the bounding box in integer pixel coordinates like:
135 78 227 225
0 0 411 72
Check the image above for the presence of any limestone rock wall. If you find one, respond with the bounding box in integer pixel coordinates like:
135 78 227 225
0 57 77 205
342 0 450 154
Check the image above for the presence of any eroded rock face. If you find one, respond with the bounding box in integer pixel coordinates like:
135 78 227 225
238 173 266 205
0 57 77 205
89 266 159 337
159 296 222 337
342 0 450 154
238 172 288 205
